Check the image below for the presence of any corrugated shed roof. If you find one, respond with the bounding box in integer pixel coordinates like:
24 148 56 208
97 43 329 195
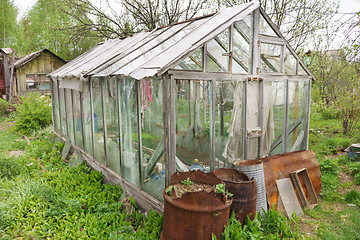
14 49 66 68
50 1 259 80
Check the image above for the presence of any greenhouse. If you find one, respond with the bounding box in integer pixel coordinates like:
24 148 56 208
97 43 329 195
49 1 313 211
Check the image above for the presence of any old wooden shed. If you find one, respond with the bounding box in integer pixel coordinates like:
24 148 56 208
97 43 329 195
49 1 314 212
14 49 66 96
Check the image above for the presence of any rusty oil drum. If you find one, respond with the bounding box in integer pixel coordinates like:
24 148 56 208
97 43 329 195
160 171 232 240
213 168 257 225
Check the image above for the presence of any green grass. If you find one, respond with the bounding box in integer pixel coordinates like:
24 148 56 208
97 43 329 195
0 118 163 239
302 101 360 239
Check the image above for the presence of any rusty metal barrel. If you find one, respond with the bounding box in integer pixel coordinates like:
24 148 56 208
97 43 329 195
161 171 232 240
213 168 257 225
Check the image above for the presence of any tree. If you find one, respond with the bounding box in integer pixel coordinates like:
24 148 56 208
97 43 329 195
0 0 18 48
307 44 360 135
213 0 339 51
22 0 100 60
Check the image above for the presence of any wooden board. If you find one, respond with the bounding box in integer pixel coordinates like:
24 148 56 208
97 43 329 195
276 178 303 218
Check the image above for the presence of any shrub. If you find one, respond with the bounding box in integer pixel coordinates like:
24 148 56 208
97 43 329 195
0 97 10 115
14 93 52 135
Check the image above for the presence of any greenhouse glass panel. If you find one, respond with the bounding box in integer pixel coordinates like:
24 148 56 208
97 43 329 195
92 78 106 164
103 77 121 174
140 78 164 200
176 80 211 172
260 43 282 73
284 48 296 75
287 81 308 152
259 15 277 36
298 64 308 75
233 17 252 73
82 82 93 155
119 78 140 187
268 81 286 156
216 80 244 166
73 90 83 148
174 48 203 71
59 87 67 137
207 28 230 73
52 80 60 132
65 89 75 143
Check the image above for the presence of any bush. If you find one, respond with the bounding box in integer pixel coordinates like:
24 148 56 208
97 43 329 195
14 93 52 135
312 101 340 120
0 98 10 115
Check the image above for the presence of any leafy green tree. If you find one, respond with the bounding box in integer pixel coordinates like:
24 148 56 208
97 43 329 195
22 0 99 60
0 0 18 48
307 47 360 135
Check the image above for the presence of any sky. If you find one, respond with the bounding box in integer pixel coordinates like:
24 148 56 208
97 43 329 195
13 0 360 18
11 0 360 49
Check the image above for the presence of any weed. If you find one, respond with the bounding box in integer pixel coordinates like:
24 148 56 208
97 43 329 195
320 174 341 201
319 158 339 175
214 183 233 199
219 208 299 240
181 177 193 186
345 189 360 203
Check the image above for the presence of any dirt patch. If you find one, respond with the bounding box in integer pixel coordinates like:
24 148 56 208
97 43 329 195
8 150 24 157
166 182 214 198
338 169 360 195
298 214 318 236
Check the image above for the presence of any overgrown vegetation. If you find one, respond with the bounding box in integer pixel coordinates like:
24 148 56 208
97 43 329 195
304 101 360 239
0 124 163 239
13 93 53 135
218 209 299 240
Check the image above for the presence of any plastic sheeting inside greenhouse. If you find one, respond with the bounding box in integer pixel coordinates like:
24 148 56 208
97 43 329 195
49 1 313 211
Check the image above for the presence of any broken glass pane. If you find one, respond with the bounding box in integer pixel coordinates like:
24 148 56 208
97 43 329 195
260 43 282 73
175 80 211 172
207 28 230 72
284 47 296 75
174 48 203 71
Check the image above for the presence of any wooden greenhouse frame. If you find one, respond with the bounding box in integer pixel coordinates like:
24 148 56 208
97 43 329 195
49 1 313 211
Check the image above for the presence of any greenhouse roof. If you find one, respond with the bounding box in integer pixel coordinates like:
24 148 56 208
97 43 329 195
50 1 311 80
50 2 259 80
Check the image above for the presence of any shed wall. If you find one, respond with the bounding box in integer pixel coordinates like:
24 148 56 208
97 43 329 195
17 52 65 95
